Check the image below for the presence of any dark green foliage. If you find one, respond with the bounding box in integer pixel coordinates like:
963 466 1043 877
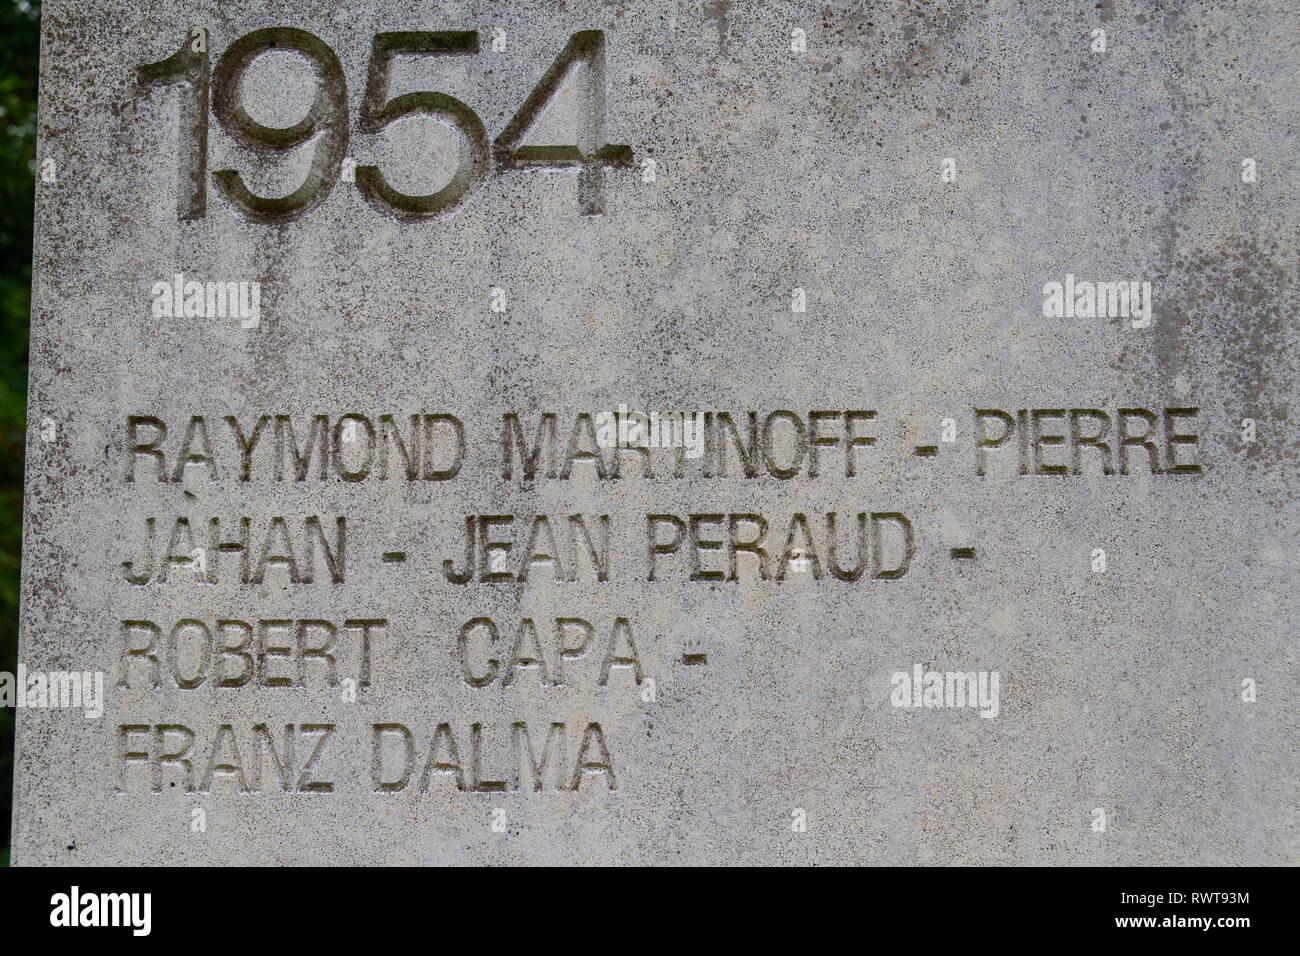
0 0 41 860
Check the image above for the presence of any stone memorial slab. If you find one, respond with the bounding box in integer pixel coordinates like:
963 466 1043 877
11 0 1300 864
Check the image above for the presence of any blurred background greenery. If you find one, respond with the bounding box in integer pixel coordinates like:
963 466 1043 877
0 0 40 866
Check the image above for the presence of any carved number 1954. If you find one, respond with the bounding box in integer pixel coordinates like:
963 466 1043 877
138 28 634 222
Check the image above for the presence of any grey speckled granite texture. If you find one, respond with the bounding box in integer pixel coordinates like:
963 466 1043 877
12 0 1300 864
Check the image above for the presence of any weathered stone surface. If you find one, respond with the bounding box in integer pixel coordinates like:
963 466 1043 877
12 0 1299 864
